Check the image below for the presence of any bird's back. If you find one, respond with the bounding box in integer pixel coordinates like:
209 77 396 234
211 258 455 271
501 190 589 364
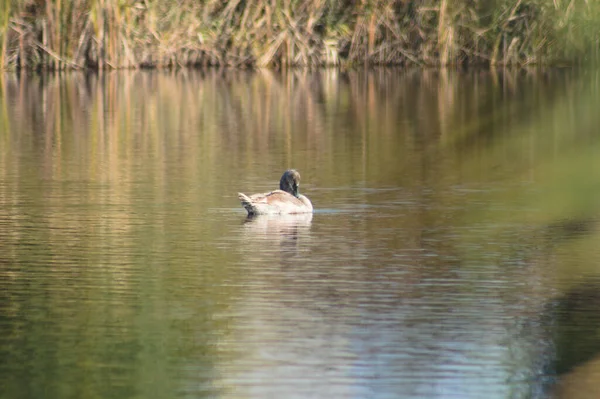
238 190 312 215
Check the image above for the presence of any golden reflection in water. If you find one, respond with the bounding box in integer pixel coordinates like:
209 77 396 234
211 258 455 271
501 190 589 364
0 68 590 191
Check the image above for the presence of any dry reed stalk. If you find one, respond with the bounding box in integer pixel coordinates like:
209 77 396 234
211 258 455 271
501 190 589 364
35 41 81 69
0 0 9 69
437 0 449 65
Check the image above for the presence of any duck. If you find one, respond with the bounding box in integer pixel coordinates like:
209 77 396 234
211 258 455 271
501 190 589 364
238 169 313 215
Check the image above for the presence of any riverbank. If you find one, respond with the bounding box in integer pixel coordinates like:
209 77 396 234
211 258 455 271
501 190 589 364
1 0 599 70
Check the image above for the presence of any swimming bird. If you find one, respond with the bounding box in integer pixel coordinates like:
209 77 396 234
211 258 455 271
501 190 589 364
238 169 313 215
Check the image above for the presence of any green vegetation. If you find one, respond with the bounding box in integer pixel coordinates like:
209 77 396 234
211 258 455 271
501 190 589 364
1 0 600 69
0 0 600 69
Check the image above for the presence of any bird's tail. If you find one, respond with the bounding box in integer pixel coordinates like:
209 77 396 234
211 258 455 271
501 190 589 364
238 193 255 215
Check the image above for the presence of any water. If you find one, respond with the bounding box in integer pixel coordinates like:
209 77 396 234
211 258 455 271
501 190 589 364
1 69 600 398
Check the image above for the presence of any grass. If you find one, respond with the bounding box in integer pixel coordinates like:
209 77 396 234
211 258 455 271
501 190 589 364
1 0 599 70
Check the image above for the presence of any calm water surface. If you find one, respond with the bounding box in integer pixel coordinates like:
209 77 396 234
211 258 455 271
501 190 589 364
2 69 600 398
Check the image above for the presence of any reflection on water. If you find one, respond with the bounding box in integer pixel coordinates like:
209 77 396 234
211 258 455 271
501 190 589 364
241 213 313 262
1 69 600 398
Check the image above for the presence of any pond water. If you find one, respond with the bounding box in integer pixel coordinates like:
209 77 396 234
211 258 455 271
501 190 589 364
1 68 600 398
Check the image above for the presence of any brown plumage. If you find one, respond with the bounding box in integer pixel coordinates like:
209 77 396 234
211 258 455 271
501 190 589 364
238 170 313 215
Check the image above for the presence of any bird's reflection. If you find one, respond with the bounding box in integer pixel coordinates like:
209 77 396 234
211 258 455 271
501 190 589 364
241 213 313 264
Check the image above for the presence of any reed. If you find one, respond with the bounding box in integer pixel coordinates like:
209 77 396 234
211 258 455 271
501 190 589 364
0 0 9 69
1 0 599 70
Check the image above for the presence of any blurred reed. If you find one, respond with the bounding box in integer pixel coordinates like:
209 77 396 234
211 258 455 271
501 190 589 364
1 0 599 70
